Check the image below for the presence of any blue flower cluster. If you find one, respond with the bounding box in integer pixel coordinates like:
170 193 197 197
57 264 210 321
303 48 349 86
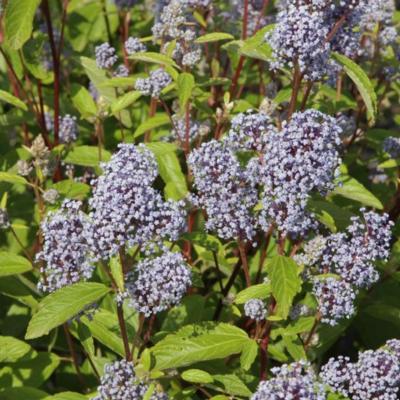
135 68 172 98
95 43 118 69
321 339 400 399
251 360 326 400
188 140 258 241
37 200 94 293
244 298 267 321
92 359 168 400
125 250 191 316
88 144 186 260
59 114 78 144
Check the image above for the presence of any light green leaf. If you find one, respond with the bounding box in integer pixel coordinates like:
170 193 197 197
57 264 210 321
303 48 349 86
0 252 32 277
151 323 252 370
240 25 274 62
213 374 252 397
177 73 195 110
129 52 177 67
25 283 110 339
0 387 49 400
111 91 142 114
268 256 302 319
182 369 214 384
235 284 270 304
64 146 111 167
151 150 188 200
283 335 306 361
0 336 36 363
3 0 41 49
0 276 39 309
0 90 28 111
51 180 90 200
195 32 234 44
134 114 170 138
240 339 258 370
332 52 377 126
71 85 97 119
332 175 383 209
110 256 125 292
0 172 28 186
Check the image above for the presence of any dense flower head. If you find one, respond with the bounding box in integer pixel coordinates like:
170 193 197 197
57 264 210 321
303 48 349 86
126 251 191 316
266 4 330 81
312 277 356 326
135 68 172 98
88 144 186 260
92 359 168 400
152 0 201 67
188 140 258 241
125 37 147 55
321 342 400 400
244 299 267 321
301 209 394 288
383 136 400 158
170 115 200 143
225 111 276 152
95 43 118 69
360 0 395 32
258 110 342 237
59 115 78 144
251 360 326 400
114 65 129 77
37 200 94 293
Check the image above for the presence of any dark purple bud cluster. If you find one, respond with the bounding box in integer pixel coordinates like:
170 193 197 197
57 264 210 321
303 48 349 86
92 359 168 400
125 251 191 316
37 200 94 293
383 136 400 159
88 144 186 260
188 140 258 241
251 360 326 400
321 339 400 399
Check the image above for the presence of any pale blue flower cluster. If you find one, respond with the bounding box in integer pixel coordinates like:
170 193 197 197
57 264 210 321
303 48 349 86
95 43 118 69
59 114 78 144
321 339 400 399
244 298 267 321
135 68 172 98
92 359 168 400
126 251 191 316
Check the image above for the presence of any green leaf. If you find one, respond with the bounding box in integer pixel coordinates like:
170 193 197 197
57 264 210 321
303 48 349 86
49 393 88 400
152 150 188 200
0 336 36 363
71 85 97 119
0 352 60 388
151 322 252 370
0 172 28 186
240 339 258 370
25 283 110 339
332 175 383 209
134 114 170 138
177 73 195 109
110 256 125 292
283 335 306 361
83 308 128 357
267 256 302 319
182 369 214 384
111 91 142 114
0 90 28 111
3 0 41 50
235 284 270 304
195 32 234 44
213 374 252 397
332 52 377 126
0 252 32 277
0 276 38 309
129 52 177 67
51 180 90 200
240 25 274 62
0 387 49 400
64 146 111 167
